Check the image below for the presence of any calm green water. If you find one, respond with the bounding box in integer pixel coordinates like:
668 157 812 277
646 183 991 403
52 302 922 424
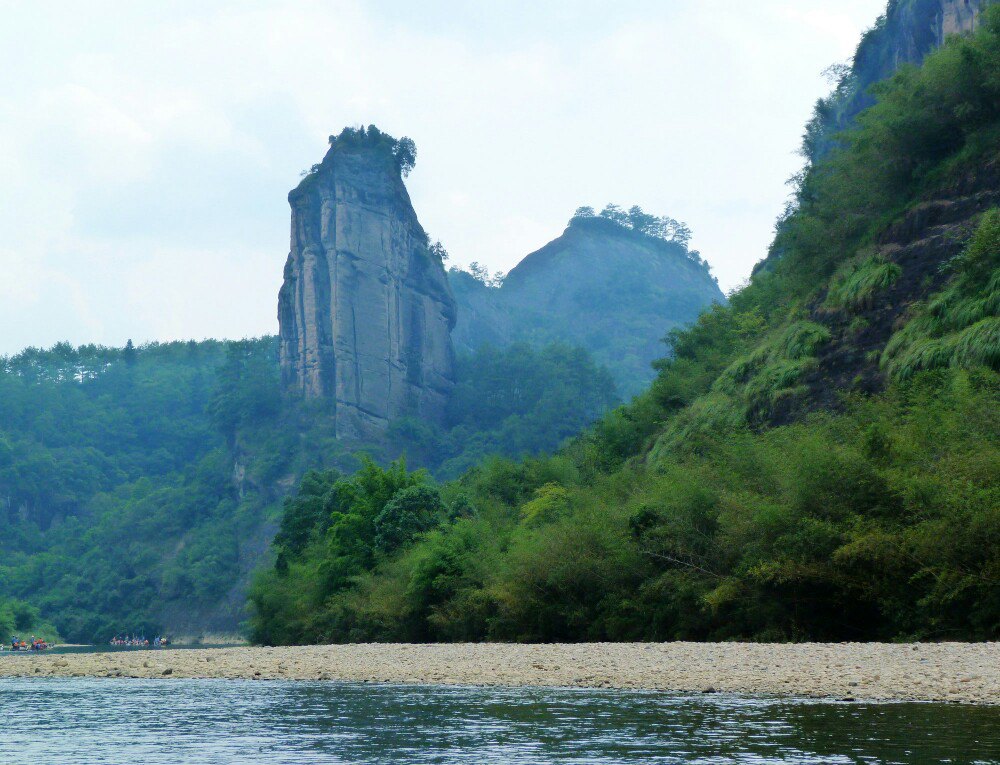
0 679 997 764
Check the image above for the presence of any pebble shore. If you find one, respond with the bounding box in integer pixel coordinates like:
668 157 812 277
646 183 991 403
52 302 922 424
1 642 997 704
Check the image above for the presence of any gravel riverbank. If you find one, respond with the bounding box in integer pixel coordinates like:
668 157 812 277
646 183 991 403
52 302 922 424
1 642 997 704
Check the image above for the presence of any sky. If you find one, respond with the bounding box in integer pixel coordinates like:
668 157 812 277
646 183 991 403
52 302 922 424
0 0 887 355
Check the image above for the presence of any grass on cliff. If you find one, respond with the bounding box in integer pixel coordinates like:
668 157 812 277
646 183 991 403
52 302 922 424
714 321 830 415
824 253 903 312
884 208 1000 379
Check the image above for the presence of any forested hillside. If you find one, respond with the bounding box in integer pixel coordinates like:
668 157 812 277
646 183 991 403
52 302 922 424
0 340 282 641
450 208 724 396
0 340 617 641
250 8 1000 645
386 343 617 478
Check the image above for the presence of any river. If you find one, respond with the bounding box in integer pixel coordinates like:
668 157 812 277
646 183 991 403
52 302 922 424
0 678 997 763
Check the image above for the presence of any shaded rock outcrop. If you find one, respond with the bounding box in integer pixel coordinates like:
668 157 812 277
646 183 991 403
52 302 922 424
278 127 456 439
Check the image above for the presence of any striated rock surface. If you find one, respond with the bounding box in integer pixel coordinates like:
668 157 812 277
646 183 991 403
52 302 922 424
278 127 456 439
864 0 992 75
940 0 989 36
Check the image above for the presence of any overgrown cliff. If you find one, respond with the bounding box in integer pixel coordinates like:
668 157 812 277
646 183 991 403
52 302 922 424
451 211 725 397
278 126 456 439
805 0 995 163
773 161 1000 424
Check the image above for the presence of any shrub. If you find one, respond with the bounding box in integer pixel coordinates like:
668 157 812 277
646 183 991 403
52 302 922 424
824 253 902 311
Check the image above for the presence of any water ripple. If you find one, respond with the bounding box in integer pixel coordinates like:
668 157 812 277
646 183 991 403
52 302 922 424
0 678 997 764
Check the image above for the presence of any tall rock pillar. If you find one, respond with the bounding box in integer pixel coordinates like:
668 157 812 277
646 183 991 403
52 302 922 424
277 126 456 439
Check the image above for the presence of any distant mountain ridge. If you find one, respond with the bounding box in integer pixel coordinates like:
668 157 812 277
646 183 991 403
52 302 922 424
450 213 725 396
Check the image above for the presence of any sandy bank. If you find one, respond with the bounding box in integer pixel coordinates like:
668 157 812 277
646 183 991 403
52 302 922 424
1 642 997 704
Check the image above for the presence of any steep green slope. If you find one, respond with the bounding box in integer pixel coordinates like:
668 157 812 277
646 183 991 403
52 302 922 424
250 7 1000 645
450 213 724 397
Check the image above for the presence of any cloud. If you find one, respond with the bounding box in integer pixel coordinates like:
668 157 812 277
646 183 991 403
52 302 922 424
0 0 887 354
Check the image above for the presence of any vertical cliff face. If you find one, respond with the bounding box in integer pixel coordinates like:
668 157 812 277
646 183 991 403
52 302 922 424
858 0 991 78
278 127 456 439
940 0 988 36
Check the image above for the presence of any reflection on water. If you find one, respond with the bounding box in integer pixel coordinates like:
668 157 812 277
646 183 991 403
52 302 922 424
0 678 997 764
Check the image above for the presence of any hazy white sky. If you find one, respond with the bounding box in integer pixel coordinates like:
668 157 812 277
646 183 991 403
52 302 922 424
0 0 886 354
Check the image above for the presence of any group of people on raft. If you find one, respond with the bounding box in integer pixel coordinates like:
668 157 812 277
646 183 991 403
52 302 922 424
6 636 49 651
109 634 169 648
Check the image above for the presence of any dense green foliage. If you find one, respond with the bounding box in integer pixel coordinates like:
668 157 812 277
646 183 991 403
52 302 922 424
0 598 61 643
387 343 618 478
251 368 1000 644
0 337 615 641
0 340 283 642
249 460 451 644
250 8 1000 645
